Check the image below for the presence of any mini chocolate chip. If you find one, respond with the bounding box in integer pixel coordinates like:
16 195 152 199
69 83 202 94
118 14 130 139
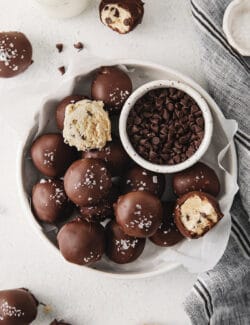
58 66 65 75
56 43 63 53
74 42 84 51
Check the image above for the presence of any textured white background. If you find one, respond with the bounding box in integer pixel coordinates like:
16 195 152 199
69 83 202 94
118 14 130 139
0 0 206 324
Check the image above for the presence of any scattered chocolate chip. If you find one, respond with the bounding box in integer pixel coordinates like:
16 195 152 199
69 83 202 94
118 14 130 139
58 66 65 75
56 43 63 53
73 42 84 51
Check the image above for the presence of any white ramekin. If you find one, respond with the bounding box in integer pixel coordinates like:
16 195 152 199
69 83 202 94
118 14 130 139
119 80 213 174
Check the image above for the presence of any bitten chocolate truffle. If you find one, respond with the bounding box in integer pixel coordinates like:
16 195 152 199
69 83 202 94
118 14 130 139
0 32 33 78
82 140 130 176
114 191 163 238
105 220 145 264
64 158 112 206
91 66 132 113
31 133 77 178
56 95 87 130
122 165 165 197
57 217 105 265
150 202 184 247
174 191 224 239
0 288 38 324
99 0 144 34
50 320 71 325
32 179 70 224
173 162 220 197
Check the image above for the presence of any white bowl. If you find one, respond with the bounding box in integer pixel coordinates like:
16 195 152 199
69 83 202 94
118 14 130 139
119 79 213 174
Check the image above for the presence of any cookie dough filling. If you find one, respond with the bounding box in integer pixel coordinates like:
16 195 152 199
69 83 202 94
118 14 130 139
101 4 132 34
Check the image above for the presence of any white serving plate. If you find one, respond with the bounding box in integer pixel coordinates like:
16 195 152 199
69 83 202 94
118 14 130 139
17 59 238 279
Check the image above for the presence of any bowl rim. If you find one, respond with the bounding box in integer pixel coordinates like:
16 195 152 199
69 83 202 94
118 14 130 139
119 79 213 174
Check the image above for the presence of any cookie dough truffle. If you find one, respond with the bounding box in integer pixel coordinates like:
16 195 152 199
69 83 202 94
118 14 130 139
174 191 223 239
57 218 105 265
150 202 184 247
99 0 144 34
80 201 113 222
123 165 165 197
105 220 146 264
32 179 70 224
0 32 32 78
64 158 112 206
91 66 132 113
114 191 163 238
0 288 38 324
63 99 112 151
173 162 220 197
31 133 77 178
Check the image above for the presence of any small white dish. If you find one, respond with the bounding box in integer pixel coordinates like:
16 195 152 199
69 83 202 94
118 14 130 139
223 0 250 56
119 79 213 174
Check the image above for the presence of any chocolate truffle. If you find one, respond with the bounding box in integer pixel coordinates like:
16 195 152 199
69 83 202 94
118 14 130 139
0 288 38 324
99 0 144 34
114 191 163 238
32 179 70 224
31 133 77 178
0 32 33 78
50 320 71 325
173 162 220 197
105 220 145 264
91 66 132 113
56 95 87 130
57 217 105 265
79 201 113 222
82 140 130 176
174 191 224 239
122 165 165 197
64 158 112 206
150 202 184 247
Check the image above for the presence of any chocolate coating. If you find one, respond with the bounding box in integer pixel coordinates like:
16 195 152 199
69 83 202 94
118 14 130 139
105 220 145 264
31 134 77 178
0 32 32 78
173 162 220 197
114 191 163 238
122 165 165 197
56 95 87 130
57 217 105 265
64 158 112 206
0 288 38 325
32 179 70 224
50 320 71 325
91 66 132 113
82 140 130 176
150 202 184 247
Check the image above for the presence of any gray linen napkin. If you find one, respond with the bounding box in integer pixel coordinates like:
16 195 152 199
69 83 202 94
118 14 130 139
184 0 250 324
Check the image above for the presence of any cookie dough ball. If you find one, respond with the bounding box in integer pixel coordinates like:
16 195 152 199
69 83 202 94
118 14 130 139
79 201 113 222
173 162 220 197
91 66 132 113
31 133 77 178
105 220 145 264
0 288 38 324
114 191 163 238
99 0 144 34
150 202 184 247
123 165 165 197
32 179 70 224
57 218 105 265
64 158 112 206
174 191 224 239
0 31 33 78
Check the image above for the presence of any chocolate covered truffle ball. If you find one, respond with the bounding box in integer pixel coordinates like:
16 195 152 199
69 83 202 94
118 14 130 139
173 162 220 197
64 158 112 206
114 191 163 238
82 140 130 176
99 0 144 34
57 217 105 265
50 320 71 325
105 220 145 264
174 191 224 239
31 133 77 178
56 95 87 130
91 66 132 113
0 32 33 78
0 288 38 324
32 179 70 224
150 202 184 247
122 165 165 197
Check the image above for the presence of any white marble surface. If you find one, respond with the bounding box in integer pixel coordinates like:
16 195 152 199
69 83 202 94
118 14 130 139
0 0 205 324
